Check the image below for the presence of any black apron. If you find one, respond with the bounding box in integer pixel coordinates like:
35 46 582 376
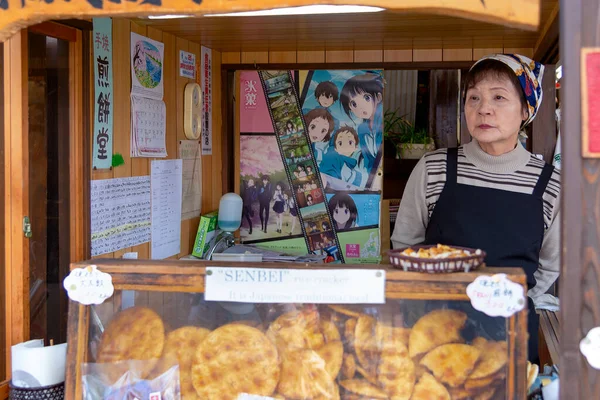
424 147 554 362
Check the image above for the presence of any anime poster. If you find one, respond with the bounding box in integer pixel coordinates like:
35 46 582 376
300 70 384 191
238 70 382 264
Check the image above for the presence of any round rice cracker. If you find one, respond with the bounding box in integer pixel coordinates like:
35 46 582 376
328 305 365 318
267 308 324 353
411 373 451 400
97 306 165 383
376 324 411 354
468 340 508 380
320 319 342 343
315 341 344 379
192 324 280 400
341 354 357 379
354 316 379 375
420 344 481 388
277 349 338 400
344 318 357 348
339 379 387 399
408 309 467 359
355 364 378 387
377 350 416 400
151 326 210 399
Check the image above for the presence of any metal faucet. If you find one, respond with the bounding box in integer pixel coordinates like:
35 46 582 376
204 230 236 260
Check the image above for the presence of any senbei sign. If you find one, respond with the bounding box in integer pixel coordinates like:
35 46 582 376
0 0 540 42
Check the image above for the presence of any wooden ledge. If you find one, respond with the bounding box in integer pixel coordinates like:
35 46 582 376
539 309 560 367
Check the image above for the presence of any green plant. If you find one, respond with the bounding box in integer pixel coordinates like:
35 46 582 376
384 109 432 146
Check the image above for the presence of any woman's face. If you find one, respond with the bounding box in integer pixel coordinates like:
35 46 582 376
333 204 351 227
465 75 528 154
248 179 254 187
349 90 379 120
308 117 330 143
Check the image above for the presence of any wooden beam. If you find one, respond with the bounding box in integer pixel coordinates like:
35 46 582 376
3 30 29 378
533 1 560 63
0 381 7 400
28 21 78 42
222 51 241 64
383 50 413 62
297 50 325 63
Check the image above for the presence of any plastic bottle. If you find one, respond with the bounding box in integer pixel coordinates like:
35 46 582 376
217 193 243 232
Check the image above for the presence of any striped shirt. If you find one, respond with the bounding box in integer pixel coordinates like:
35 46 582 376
391 140 561 306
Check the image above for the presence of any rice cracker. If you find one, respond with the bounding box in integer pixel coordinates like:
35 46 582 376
468 339 508 379
409 309 467 359
410 373 451 400
192 324 279 400
420 344 481 388
267 308 324 353
339 379 387 399
354 315 379 375
377 341 415 400
153 326 210 399
315 341 344 379
277 349 338 399
97 306 165 382
341 354 357 379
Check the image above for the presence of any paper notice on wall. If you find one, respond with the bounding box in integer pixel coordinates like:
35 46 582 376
179 50 196 79
130 32 164 100
179 140 202 220
201 46 212 155
151 159 183 259
90 176 151 256
131 95 167 157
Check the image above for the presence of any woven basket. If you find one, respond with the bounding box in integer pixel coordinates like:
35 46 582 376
388 245 486 273
9 382 64 400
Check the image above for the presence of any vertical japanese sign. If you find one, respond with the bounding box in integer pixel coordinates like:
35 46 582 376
201 46 213 155
92 18 114 170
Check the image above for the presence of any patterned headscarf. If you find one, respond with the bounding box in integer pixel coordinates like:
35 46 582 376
471 54 545 126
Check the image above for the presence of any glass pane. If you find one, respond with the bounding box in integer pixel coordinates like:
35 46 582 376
28 32 71 346
0 41 6 382
82 293 509 399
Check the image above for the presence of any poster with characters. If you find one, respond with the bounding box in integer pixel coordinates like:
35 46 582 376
238 70 382 263
300 70 384 191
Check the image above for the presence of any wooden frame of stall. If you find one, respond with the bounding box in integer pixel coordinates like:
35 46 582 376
1 0 578 398
64 259 528 400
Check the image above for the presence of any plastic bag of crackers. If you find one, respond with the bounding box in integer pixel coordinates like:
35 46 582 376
86 303 510 400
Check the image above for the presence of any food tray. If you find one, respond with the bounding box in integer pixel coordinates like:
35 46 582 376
388 244 486 273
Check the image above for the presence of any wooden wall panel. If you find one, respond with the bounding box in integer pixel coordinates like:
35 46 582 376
413 49 443 62
297 50 325 63
89 19 225 261
269 51 296 64
473 48 503 59
354 50 383 63
503 47 534 57
383 50 412 62
241 51 268 65
443 48 473 61
222 52 241 64
326 50 353 63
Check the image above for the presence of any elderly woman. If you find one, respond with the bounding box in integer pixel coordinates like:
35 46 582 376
391 54 560 362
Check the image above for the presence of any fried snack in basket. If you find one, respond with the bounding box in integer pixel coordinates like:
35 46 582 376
315 341 344 379
191 324 280 400
411 372 451 400
341 354 357 379
468 339 508 379
277 349 338 399
420 344 481 388
320 319 342 343
267 308 324 353
97 306 165 382
339 379 388 399
377 341 415 400
408 309 467 358
354 315 379 375
152 326 210 399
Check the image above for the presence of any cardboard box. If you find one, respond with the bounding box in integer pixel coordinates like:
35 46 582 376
192 210 219 258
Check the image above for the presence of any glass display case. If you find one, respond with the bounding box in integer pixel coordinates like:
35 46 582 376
65 259 528 400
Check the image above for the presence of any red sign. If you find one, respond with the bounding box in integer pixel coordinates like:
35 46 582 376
582 48 600 157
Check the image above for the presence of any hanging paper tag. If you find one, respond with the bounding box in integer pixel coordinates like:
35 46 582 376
466 273 526 317
63 265 114 305
580 327 600 369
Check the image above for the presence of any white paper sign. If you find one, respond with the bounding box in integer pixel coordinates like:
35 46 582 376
63 265 114 305
466 273 526 317
179 140 202 220
205 268 386 304
201 46 212 155
179 50 196 79
580 326 600 369
131 95 167 158
151 159 183 259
